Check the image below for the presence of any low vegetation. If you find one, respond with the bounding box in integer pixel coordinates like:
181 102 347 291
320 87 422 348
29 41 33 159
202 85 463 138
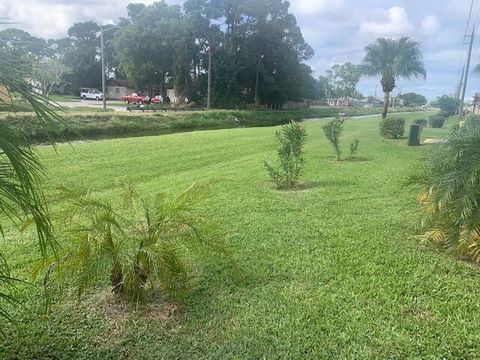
428 114 446 128
380 116 405 139
322 116 360 160
263 121 306 189
1 107 411 142
4 111 479 359
410 120 480 262
413 118 427 127
43 184 228 304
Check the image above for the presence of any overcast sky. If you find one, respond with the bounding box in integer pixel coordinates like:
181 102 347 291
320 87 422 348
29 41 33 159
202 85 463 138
1 0 478 100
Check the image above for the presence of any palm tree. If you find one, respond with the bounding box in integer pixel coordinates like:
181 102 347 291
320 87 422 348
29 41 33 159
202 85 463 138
362 37 426 118
0 49 61 321
408 120 480 262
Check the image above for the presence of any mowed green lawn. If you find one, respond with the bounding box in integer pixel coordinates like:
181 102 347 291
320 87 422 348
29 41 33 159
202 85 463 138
2 112 480 359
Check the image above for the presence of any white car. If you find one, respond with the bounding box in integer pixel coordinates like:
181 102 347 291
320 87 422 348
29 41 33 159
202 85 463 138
80 88 104 100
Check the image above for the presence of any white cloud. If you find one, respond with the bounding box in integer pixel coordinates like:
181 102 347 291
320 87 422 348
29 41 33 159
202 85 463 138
290 0 344 16
421 15 439 33
0 0 161 38
360 6 414 38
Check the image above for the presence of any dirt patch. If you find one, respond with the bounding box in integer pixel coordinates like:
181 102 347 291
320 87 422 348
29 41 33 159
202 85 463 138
83 289 181 345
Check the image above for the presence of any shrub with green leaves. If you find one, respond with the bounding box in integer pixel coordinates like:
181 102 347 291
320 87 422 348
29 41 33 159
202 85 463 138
409 121 480 263
349 139 360 158
263 121 306 189
380 117 405 139
41 184 229 304
428 114 446 128
322 117 344 161
413 119 427 127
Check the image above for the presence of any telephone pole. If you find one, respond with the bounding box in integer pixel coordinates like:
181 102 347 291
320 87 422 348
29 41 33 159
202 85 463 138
101 28 106 110
459 27 475 117
455 66 465 100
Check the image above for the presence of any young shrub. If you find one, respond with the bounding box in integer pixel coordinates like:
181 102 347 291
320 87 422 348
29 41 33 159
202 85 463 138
380 117 405 139
408 121 480 263
322 117 344 161
263 121 306 189
41 184 229 304
413 119 427 127
349 139 360 158
428 114 446 128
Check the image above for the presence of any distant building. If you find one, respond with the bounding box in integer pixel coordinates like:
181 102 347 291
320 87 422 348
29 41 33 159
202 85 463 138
105 79 136 100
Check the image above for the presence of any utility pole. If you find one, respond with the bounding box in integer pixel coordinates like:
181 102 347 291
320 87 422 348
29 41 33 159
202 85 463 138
207 44 212 110
459 27 475 117
101 28 106 110
455 66 465 100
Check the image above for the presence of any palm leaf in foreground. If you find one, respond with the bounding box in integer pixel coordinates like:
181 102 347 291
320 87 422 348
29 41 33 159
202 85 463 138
409 119 480 262
0 50 63 322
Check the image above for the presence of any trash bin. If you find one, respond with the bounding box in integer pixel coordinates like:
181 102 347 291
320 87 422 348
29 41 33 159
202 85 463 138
408 124 421 146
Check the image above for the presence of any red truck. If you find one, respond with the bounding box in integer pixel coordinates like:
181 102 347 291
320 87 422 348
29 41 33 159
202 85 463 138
122 93 145 104
122 94 164 104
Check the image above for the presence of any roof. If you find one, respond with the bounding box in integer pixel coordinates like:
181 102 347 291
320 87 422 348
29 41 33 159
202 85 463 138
106 79 131 87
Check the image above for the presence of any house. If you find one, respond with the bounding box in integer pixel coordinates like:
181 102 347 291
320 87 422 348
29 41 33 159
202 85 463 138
105 79 136 100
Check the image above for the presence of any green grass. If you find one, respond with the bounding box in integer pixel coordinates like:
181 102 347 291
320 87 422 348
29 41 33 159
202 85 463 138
2 112 479 359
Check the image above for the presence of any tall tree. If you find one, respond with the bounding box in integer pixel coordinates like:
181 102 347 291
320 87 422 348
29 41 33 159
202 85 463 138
114 2 181 95
31 58 70 102
400 92 427 107
60 21 102 92
362 37 426 118
184 0 223 108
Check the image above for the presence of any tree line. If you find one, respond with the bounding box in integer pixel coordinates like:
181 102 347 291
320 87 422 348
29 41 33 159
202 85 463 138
0 0 324 108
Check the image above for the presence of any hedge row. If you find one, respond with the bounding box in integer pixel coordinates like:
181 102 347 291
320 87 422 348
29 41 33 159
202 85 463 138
0 107 419 143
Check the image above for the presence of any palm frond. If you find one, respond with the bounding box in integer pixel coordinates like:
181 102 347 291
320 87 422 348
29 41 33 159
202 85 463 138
409 119 480 262
41 184 232 304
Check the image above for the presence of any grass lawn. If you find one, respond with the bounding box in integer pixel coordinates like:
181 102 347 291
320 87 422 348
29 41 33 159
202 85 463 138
2 112 480 359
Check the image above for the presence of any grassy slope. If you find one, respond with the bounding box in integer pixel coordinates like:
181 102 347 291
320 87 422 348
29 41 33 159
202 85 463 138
2 112 480 359
0 107 421 143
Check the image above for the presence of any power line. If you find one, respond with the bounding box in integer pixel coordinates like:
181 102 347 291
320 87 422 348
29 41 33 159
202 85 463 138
465 0 475 38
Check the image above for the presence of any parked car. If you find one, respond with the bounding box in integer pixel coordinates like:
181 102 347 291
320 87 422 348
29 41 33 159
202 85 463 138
80 88 104 100
151 95 164 104
121 93 145 104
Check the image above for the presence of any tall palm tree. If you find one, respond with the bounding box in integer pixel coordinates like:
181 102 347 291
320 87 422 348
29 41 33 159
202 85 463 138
362 37 426 118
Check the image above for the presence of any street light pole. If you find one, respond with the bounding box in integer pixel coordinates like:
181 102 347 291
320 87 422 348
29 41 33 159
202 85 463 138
101 28 106 110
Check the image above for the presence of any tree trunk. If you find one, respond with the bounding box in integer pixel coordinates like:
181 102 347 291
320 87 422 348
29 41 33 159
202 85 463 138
382 91 390 119
254 60 261 105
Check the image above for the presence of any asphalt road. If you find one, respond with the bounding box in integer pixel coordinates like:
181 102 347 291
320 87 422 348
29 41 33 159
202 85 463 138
58 99 127 112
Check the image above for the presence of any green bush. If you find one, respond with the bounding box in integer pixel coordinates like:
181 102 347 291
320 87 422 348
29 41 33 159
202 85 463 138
263 121 306 189
42 184 229 303
349 139 360 158
413 119 427 127
380 117 405 139
428 115 445 128
409 121 480 263
0 106 421 143
322 117 344 161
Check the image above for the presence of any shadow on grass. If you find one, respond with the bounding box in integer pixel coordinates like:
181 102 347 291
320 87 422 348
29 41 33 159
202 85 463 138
345 156 372 162
273 179 354 192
